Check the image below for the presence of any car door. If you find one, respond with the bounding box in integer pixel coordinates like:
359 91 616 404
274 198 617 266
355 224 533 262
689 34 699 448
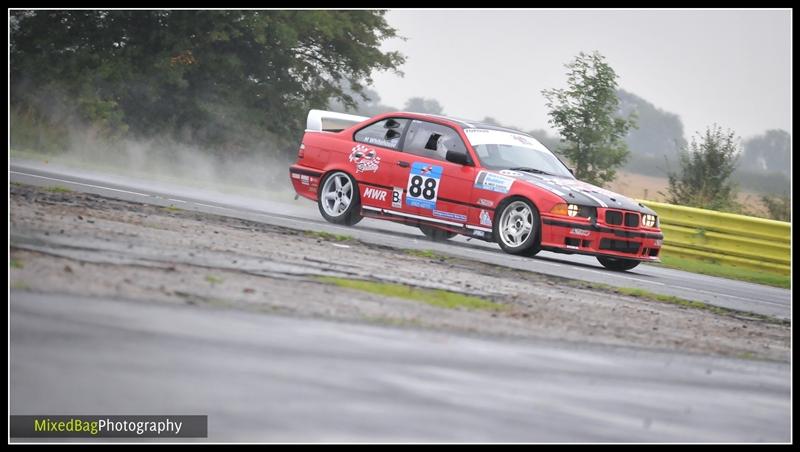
349 117 411 210
397 119 477 228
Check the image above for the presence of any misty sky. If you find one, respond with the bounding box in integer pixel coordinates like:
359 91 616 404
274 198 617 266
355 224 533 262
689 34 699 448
370 9 791 140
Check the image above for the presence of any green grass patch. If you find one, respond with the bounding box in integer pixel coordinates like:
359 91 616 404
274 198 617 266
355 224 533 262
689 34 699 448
361 315 426 328
11 281 30 290
303 230 353 242
318 276 504 312
45 186 72 193
162 205 183 212
10 258 24 269
204 275 224 285
405 249 449 260
650 254 790 289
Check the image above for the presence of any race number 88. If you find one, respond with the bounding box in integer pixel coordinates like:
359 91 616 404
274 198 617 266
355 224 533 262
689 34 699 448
408 175 437 200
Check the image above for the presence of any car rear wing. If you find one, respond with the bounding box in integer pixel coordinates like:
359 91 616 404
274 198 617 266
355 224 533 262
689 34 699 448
306 109 369 133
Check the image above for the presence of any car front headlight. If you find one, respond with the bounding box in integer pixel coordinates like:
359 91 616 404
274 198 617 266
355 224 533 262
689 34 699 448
642 214 657 228
567 204 580 217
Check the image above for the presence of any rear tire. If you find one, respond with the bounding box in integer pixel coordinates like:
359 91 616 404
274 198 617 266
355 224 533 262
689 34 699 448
317 171 362 226
494 197 541 256
597 256 640 271
419 225 457 241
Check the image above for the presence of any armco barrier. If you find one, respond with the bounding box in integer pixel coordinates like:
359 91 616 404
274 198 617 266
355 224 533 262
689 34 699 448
636 199 791 275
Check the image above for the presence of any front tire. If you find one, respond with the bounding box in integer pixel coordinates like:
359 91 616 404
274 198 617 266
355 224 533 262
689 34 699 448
597 256 640 271
317 171 362 226
494 197 541 256
419 225 457 241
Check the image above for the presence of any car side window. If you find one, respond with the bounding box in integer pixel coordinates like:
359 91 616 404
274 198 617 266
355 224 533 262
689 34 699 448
354 118 409 149
402 120 468 163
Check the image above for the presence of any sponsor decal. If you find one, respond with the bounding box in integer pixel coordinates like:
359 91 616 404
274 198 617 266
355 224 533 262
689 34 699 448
511 135 534 146
300 175 310 186
472 230 486 238
463 128 549 152
477 198 494 207
570 228 591 237
363 136 396 148
654 239 663 247
363 187 388 202
291 173 301 179
349 144 381 173
480 209 492 227
406 162 443 210
474 171 514 194
433 210 467 222
392 187 403 208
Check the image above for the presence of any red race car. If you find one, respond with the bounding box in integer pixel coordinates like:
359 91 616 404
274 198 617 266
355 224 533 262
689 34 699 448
290 110 663 271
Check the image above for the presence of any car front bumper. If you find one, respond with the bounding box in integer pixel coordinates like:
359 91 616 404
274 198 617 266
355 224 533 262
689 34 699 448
540 215 663 262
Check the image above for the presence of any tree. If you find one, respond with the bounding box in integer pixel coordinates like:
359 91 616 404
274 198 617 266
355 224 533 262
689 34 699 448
665 125 740 211
760 193 791 222
403 97 444 115
616 89 686 161
542 51 636 186
328 86 397 117
739 129 790 175
10 10 404 156
526 129 562 155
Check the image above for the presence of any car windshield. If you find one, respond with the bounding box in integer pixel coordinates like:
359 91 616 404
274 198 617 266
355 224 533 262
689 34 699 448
463 128 574 178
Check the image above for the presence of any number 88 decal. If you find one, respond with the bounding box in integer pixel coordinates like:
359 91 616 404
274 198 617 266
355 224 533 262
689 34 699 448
408 176 437 199
406 163 443 210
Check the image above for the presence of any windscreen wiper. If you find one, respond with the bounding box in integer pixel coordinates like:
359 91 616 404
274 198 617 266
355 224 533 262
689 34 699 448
508 167 554 176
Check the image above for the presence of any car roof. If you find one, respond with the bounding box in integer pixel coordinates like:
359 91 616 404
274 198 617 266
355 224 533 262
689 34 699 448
394 112 534 137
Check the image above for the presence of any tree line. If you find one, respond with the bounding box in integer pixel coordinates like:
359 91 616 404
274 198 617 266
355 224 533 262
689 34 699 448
10 10 403 158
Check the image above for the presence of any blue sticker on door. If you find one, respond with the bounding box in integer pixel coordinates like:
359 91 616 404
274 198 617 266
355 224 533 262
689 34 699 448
406 162 442 210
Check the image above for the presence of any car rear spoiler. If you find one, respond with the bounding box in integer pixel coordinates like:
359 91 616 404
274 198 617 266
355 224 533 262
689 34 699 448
306 109 369 133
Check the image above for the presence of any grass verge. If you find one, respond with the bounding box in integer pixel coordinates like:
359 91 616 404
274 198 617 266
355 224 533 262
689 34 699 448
649 254 790 289
405 249 450 260
303 230 354 242
317 276 504 312
46 186 72 193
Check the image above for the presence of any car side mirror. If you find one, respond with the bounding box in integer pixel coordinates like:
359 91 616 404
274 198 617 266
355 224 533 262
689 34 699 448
568 167 575 175
446 149 471 165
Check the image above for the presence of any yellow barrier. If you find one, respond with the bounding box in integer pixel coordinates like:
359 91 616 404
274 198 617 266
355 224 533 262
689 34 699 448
637 199 791 275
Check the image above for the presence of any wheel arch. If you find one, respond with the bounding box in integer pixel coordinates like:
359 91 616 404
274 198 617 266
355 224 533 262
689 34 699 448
492 194 544 250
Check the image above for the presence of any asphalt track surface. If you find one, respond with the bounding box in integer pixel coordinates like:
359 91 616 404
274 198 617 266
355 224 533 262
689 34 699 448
9 161 791 320
8 160 792 442
10 291 791 442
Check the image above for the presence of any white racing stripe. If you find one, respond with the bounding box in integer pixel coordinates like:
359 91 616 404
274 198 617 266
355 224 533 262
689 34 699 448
362 206 464 227
578 191 608 208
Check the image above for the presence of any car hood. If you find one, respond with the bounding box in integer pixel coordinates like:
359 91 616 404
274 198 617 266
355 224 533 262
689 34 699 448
498 170 658 215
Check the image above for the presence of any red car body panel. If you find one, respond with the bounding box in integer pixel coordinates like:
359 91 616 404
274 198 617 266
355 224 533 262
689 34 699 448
289 112 663 262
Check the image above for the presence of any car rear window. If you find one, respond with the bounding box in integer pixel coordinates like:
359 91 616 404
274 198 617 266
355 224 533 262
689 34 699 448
354 118 409 149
